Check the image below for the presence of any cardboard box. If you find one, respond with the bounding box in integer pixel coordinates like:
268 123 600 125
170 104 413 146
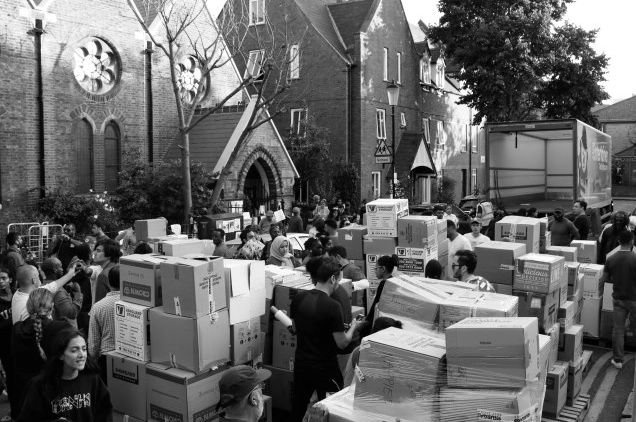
538 334 552 379
558 324 583 363
546 246 578 263
273 280 313 314
544 362 568 416
566 262 580 296
558 300 576 331
446 317 539 388
230 317 262 365
365 254 382 306
567 357 583 402
354 327 445 420
159 238 205 257
336 225 367 260
114 301 151 361
474 241 527 286
513 289 559 333
495 216 541 253
224 259 265 324
395 245 438 276
362 236 398 255
146 362 228 422
263 364 294 412
264 265 306 300
397 215 438 248
581 296 601 337
134 219 166 242
365 199 409 237
149 307 230 373
147 234 188 254
546 323 560 369
603 283 614 311
440 386 542 422
570 240 597 264
439 291 519 331
580 264 604 298
106 352 147 421
493 283 513 295
514 253 565 294
559 283 568 310
160 256 225 318
272 320 296 370
120 254 172 307
540 232 552 254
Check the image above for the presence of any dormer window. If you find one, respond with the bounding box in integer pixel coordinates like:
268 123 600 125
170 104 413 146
420 56 431 84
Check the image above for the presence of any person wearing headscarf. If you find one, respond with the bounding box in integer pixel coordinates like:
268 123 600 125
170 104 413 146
265 236 300 268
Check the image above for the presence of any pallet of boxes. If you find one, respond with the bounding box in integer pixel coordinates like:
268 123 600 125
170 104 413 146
106 219 271 422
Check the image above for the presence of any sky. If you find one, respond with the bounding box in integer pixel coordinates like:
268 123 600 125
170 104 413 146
401 0 636 104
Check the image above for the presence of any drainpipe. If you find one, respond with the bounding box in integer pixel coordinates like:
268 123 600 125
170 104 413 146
145 41 154 163
31 19 46 198
345 62 352 163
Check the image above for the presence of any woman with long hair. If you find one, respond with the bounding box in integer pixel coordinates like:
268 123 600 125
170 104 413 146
17 329 112 421
12 288 72 414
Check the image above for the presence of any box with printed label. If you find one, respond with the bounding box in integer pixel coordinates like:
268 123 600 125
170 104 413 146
439 291 519 331
114 301 151 361
580 264 604 298
336 225 367 260
365 254 382 306
158 238 205 257
120 254 174 307
146 362 228 422
546 246 578 263
149 307 230 373
134 219 166 242
558 300 576 331
106 352 147 421
546 323 560 369
567 357 583 402
581 296 601 337
475 241 526 285
272 320 296 370
513 289 559 333
544 362 568 416
395 245 438 276
365 199 409 237
566 262 580 291
570 240 597 264
558 324 583 363
445 317 539 388
362 236 398 255
160 256 225 318
495 216 541 253
603 283 613 311
354 327 446 421
265 265 307 300
230 317 262 365
514 253 565 294
397 215 438 248
263 364 294 413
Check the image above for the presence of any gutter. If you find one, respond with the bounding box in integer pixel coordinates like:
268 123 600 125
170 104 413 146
30 19 46 198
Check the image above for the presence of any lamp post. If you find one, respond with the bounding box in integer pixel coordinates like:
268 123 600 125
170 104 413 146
386 80 400 198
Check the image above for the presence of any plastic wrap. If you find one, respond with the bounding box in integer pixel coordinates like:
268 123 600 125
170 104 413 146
439 291 519 330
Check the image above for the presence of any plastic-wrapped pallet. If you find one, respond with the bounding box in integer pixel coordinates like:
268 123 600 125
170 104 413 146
438 291 519 331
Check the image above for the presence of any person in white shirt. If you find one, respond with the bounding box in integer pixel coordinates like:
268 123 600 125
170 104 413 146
444 205 459 225
447 220 472 278
464 219 491 249
11 264 76 325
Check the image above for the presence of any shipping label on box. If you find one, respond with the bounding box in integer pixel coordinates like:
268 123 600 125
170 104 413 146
397 215 438 248
475 241 526 286
395 245 438 276
365 199 409 237
580 264 604 298
546 246 578 263
231 317 263 365
514 253 565 294
120 254 167 307
544 363 568 416
272 320 296 370
495 216 541 253
114 301 151 361
570 240 597 264
365 254 382 306
106 352 147 421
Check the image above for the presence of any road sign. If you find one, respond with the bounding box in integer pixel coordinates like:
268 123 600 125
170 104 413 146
376 156 392 164
374 138 392 157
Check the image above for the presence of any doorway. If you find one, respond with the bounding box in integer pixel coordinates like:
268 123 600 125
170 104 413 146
243 158 277 216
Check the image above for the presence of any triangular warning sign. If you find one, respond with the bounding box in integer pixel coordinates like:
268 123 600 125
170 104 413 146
375 139 392 157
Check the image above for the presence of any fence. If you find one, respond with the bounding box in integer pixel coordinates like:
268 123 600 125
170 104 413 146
7 222 63 264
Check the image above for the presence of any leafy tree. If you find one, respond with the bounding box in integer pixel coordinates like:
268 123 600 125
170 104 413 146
429 0 608 124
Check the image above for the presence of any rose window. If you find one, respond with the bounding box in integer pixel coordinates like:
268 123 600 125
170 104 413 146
177 56 207 105
73 38 120 95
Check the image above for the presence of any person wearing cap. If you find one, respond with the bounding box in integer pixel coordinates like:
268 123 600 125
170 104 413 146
549 207 579 246
217 365 271 422
288 207 304 233
258 210 274 235
463 219 491 249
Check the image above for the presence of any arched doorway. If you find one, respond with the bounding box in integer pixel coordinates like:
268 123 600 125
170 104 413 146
243 158 277 216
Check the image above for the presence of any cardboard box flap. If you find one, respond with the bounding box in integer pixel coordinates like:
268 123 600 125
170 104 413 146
145 362 229 385
223 260 250 296
361 327 446 359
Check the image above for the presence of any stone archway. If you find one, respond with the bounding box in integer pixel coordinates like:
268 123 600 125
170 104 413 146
237 146 284 215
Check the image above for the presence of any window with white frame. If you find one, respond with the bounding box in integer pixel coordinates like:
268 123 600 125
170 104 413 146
372 172 381 199
249 0 265 25
397 52 402 84
400 112 406 128
290 108 307 136
436 120 446 150
383 48 389 81
436 59 446 88
289 44 300 80
376 109 386 139
471 125 479 153
245 49 265 78
471 169 477 191
460 124 468 153
420 57 431 84
422 117 430 144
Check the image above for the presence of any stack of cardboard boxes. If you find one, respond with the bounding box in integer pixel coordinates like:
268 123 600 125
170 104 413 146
579 263 604 338
474 241 526 296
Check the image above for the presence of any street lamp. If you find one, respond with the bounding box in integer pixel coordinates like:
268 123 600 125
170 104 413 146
386 80 400 198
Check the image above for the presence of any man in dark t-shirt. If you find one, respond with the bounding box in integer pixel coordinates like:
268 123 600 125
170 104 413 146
290 257 361 422
572 200 590 240
602 230 636 369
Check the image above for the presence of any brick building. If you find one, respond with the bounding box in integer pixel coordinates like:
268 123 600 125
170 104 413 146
0 0 297 216
593 95 636 196
224 0 484 204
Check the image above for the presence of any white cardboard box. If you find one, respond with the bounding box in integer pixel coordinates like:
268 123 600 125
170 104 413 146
581 296 602 337
570 240 597 264
159 239 205 257
365 199 409 237
114 301 151 361
106 351 148 421
120 254 173 307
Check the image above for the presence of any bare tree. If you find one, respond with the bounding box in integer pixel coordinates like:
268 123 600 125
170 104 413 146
129 0 306 222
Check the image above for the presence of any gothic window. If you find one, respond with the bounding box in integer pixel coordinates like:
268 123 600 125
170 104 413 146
73 38 120 96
